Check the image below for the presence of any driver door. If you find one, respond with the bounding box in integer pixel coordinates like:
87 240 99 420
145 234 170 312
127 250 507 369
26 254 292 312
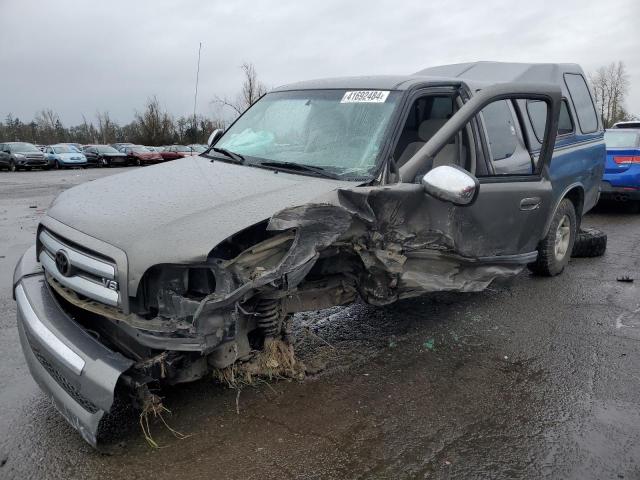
399 82 562 260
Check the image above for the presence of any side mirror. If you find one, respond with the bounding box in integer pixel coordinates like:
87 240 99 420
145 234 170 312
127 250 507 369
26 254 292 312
421 165 479 206
207 129 224 146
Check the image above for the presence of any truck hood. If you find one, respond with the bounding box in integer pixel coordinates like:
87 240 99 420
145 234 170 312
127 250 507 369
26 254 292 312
47 156 354 287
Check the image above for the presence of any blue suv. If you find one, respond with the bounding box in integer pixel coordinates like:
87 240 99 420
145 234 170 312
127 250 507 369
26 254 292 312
601 129 640 204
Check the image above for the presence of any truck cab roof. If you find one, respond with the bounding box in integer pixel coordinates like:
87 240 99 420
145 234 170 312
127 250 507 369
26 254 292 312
274 61 586 95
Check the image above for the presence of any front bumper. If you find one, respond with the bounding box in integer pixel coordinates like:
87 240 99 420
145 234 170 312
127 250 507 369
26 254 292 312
60 161 88 167
14 247 134 446
17 158 48 167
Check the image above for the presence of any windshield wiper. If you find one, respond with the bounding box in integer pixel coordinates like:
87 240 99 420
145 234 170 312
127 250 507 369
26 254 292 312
207 147 245 164
256 161 341 179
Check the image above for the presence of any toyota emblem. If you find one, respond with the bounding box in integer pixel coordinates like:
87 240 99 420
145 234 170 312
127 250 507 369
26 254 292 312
55 250 72 277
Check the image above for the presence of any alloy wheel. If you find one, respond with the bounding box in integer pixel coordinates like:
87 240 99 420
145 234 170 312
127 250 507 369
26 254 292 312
554 214 571 261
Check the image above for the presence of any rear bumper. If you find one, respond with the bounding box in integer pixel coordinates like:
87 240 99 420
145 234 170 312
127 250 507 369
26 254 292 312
14 247 134 446
600 181 640 201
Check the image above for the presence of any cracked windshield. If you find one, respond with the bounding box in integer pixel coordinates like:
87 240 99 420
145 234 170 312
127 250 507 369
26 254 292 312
215 89 401 178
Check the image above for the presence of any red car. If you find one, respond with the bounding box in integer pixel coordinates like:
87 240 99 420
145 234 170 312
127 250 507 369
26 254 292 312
160 145 199 161
123 145 164 166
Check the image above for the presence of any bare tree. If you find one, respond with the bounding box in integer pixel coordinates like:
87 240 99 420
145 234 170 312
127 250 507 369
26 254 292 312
0 100 225 145
35 109 61 144
214 62 267 117
96 111 118 144
134 96 175 145
589 61 633 128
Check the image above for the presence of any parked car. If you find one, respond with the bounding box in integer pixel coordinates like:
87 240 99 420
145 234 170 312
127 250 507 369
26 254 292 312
160 144 199 160
13 62 606 447
0 142 48 171
44 144 88 169
600 128 640 205
123 145 163 165
82 145 129 167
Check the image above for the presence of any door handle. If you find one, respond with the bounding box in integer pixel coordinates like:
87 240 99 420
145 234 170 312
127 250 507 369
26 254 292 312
520 197 541 211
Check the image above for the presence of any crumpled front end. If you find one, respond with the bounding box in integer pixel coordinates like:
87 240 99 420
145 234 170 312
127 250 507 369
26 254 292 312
16 182 532 447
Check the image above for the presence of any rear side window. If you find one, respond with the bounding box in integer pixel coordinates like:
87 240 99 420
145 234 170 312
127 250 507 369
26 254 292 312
481 100 517 161
564 74 598 134
527 99 574 141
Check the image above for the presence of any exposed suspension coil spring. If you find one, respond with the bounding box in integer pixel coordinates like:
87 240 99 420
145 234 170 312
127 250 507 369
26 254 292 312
254 298 281 337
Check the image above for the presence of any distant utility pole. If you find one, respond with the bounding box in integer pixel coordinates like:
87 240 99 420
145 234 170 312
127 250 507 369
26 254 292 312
192 41 202 138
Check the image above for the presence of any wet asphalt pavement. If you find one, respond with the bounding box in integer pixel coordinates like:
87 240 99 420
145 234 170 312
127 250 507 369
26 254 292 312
1 168 640 479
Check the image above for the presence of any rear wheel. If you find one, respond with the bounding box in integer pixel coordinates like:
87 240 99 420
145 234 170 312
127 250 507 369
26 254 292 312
528 198 577 276
136 158 141 166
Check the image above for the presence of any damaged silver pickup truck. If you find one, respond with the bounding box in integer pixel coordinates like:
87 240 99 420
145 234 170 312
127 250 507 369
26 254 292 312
13 62 605 446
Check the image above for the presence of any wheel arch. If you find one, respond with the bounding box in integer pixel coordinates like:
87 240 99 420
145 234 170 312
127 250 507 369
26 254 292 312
543 183 585 237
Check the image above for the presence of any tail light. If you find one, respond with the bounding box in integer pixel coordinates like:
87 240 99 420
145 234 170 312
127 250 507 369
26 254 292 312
613 156 640 164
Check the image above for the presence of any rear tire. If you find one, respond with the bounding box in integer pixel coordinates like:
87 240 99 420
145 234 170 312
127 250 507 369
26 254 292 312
528 198 577 276
571 227 607 258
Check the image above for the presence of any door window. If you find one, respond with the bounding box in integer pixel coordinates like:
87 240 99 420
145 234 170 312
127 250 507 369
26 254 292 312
527 99 574 141
480 100 533 175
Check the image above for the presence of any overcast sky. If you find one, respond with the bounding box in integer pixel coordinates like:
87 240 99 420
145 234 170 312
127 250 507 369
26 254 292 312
1 0 638 125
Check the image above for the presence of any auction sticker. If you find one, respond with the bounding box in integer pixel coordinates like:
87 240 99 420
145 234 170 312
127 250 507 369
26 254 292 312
341 90 390 103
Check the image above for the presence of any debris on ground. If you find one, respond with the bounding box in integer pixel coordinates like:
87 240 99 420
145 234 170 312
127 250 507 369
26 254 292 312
423 338 435 351
139 390 190 448
28 205 37 209
617 276 634 283
213 338 305 389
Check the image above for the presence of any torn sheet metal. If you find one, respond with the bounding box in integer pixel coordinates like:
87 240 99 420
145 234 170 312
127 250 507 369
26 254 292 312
194 182 529 317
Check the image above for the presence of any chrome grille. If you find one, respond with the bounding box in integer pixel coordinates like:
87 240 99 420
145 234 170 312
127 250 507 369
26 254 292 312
38 229 120 307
